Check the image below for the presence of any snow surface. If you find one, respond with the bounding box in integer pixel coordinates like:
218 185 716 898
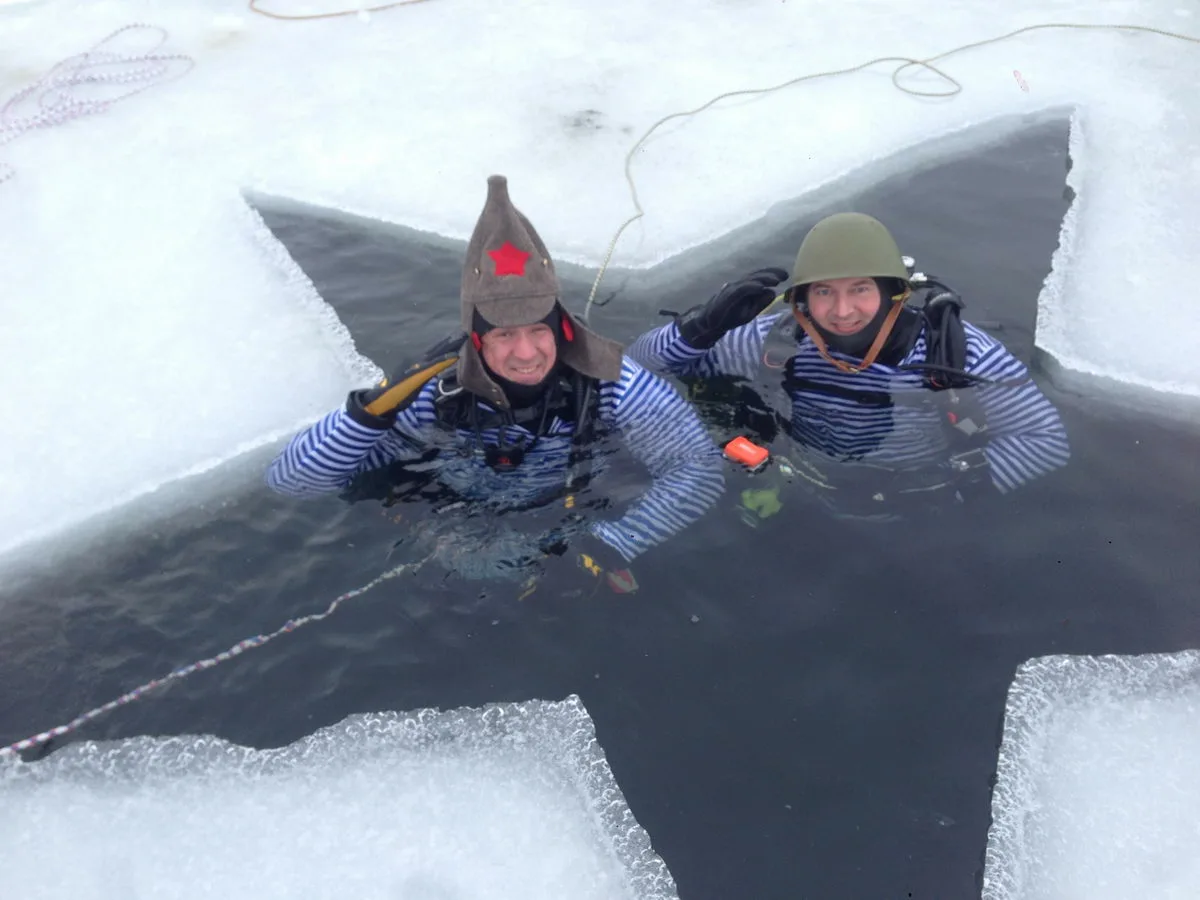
1 0 1198 559
0 695 676 900
984 652 1200 900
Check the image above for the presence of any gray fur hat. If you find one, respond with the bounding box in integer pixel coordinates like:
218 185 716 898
458 175 623 406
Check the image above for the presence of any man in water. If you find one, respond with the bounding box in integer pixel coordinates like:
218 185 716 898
626 212 1069 521
267 175 725 591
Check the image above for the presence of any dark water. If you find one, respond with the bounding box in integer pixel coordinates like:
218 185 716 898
4 115 1200 899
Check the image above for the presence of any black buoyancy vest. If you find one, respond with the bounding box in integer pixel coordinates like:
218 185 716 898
433 367 598 435
431 366 604 485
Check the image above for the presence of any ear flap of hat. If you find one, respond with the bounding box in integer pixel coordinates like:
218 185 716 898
457 340 509 408
456 306 624 405
557 307 624 382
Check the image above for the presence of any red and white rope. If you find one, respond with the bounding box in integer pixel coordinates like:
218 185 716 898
1 554 430 759
0 23 193 184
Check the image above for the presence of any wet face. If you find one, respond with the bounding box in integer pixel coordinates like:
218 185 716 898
805 277 882 335
479 323 557 385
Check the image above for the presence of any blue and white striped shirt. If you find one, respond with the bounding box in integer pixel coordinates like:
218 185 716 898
627 312 1070 494
266 357 725 562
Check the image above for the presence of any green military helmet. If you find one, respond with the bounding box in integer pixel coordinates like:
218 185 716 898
791 212 911 292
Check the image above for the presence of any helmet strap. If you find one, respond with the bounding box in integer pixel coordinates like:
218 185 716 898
790 287 909 373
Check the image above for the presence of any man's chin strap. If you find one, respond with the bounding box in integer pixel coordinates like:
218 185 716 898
790 288 910 374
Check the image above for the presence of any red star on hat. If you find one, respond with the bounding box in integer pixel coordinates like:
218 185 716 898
487 241 531 277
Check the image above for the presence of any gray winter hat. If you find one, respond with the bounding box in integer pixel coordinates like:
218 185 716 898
460 175 560 331
457 175 624 406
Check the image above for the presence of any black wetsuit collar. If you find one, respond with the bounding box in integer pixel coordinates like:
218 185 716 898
484 362 564 410
799 306 924 367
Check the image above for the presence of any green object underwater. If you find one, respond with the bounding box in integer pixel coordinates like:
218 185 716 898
739 486 783 527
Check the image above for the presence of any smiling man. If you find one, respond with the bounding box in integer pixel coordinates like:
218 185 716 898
627 212 1070 521
267 175 725 591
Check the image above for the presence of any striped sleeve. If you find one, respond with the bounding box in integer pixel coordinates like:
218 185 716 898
265 382 442 498
590 358 726 562
626 314 782 380
965 324 1071 493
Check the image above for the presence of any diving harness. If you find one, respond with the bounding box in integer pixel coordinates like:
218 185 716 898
341 364 604 518
427 364 603 510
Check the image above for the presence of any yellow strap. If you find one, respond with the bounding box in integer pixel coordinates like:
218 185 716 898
362 356 457 417
579 553 603 577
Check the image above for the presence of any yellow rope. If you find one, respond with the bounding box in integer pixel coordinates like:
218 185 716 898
248 0 432 21
582 22 1200 322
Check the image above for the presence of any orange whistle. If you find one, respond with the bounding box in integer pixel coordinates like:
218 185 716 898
723 436 770 471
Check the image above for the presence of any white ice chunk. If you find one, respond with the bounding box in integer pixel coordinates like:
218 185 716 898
1035 50 1200 408
0 695 676 900
983 652 1200 900
0 158 377 563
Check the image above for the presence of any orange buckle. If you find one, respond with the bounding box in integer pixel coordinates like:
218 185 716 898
723 436 770 472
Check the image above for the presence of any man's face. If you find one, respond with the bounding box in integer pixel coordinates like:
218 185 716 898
805 277 882 335
480 322 557 385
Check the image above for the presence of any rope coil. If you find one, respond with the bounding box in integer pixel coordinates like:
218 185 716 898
0 23 193 185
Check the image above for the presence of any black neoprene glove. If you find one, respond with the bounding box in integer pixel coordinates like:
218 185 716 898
346 333 465 429
676 267 789 350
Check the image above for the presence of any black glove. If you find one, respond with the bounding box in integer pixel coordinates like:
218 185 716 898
346 333 465 429
677 268 788 350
